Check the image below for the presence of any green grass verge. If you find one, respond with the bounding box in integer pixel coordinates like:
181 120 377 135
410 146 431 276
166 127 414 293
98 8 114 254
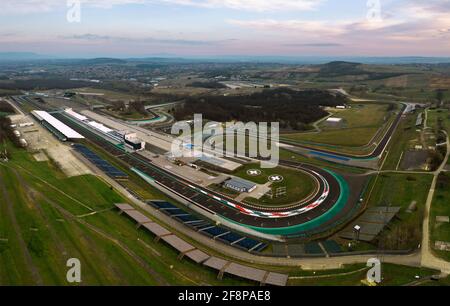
0 142 249 285
430 173 450 262
282 103 393 147
232 163 316 207
365 173 433 250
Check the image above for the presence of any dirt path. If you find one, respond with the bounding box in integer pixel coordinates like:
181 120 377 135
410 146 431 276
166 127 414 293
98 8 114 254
421 130 450 274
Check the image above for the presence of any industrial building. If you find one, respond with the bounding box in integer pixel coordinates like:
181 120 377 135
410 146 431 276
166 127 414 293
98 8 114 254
31 110 85 142
223 177 257 193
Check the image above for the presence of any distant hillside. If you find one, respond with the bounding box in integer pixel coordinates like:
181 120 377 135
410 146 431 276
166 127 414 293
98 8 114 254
318 61 365 77
318 61 407 80
0 52 53 61
188 81 227 89
81 58 127 65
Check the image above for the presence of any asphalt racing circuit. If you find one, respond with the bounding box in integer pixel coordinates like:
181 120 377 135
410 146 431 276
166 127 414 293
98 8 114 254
12 95 365 240
207 102 407 169
46 110 353 239
280 103 408 168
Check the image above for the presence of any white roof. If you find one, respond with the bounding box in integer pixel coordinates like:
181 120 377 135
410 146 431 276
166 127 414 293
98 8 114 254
326 117 343 122
33 111 84 139
88 121 113 134
64 108 88 121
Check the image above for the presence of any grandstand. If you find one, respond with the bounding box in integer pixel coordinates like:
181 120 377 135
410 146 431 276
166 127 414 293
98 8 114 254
64 108 145 151
148 200 268 253
73 144 128 179
31 110 84 141
114 204 287 286
339 206 401 242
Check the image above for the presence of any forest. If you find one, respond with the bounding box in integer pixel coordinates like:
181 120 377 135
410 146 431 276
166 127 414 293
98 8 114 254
174 88 348 130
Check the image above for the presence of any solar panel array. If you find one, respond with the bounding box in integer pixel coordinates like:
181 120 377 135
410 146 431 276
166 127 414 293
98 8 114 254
149 200 267 253
73 144 128 179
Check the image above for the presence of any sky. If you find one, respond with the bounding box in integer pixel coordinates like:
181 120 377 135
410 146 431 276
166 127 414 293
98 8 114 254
0 0 449 57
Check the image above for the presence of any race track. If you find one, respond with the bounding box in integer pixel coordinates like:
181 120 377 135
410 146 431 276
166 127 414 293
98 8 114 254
53 111 353 237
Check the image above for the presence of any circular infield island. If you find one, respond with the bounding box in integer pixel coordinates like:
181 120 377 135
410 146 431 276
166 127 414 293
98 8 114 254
232 163 318 209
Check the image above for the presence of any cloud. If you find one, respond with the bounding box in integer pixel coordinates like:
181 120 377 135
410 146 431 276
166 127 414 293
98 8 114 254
284 43 343 47
0 0 150 14
228 19 350 37
62 33 231 46
161 0 323 11
0 0 323 14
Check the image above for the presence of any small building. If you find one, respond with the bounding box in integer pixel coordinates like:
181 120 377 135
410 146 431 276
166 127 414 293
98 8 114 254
223 177 257 193
326 117 343 123
123 133 145 151
325 117 344 127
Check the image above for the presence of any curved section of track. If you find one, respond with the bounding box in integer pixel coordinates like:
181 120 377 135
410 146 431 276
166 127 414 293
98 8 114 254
281 103 406 160
186 166 330 218
54 111 352 237
207 103 406 162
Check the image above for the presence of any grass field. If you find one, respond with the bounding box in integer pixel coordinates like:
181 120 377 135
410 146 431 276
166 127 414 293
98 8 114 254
288 263 438 286
279 148 367 174
382 112 423 170
426 108 450 165
427 108 450 133
0 138 446 286
430 173 450 262
365 173 433 250
282 103 393 148
232 163 317 207
0 142 249 285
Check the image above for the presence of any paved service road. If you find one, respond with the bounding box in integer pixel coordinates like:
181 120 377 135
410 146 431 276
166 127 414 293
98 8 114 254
421 128 450 274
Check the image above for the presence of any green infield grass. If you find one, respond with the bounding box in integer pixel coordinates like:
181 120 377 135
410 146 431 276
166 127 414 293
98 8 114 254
232 163 317 207
281 103 395 148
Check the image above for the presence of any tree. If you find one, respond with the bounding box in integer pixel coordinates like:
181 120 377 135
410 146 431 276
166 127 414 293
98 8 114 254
436 89 445 104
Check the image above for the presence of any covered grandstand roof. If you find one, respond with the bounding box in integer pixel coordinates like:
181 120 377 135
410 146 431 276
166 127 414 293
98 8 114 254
203 257 229 271
224 263 267 283
161 235 196 253
115 203 135 211
339 206 401 242
88 120 114 134
121 209 152 224
64 108 88 121
265 272 289 286
32 110 84 139
114 203 287 286
184 249 210 263
141 222 172 237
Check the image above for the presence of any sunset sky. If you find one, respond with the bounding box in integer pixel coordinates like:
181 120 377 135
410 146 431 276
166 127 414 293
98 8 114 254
1 0 449 57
